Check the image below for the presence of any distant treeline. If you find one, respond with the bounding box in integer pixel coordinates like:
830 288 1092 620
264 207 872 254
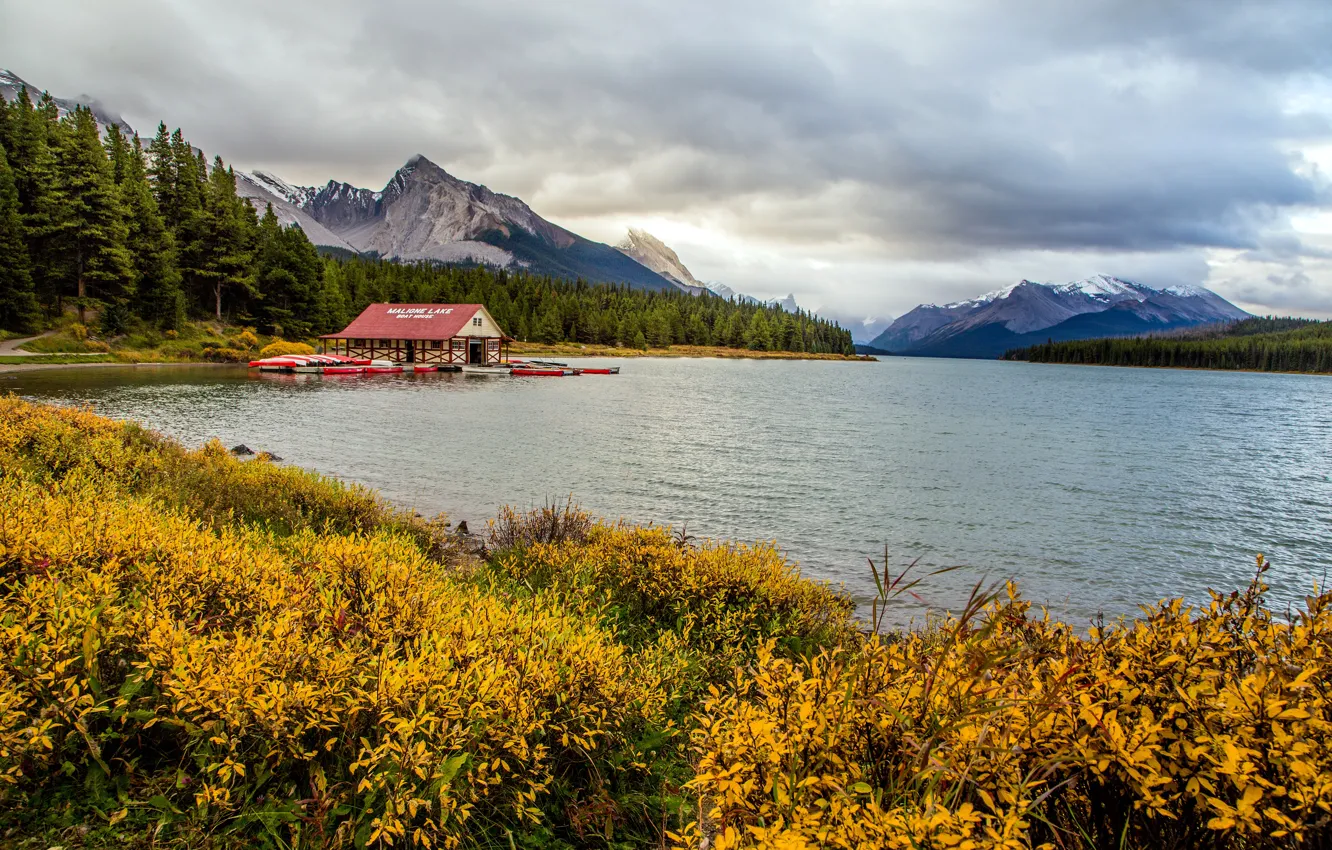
1002 317 1332 373
0 86 853 354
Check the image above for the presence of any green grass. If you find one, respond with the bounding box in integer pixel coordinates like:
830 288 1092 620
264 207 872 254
0 353 116 365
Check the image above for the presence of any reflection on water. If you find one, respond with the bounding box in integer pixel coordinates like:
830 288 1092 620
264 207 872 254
7 358 1332 626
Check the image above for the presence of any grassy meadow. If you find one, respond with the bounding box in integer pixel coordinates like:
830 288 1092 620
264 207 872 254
0 396 1328 849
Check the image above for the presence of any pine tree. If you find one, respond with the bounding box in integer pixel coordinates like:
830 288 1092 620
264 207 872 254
194 157 255 321
535 301 562 343
4 86 65 314
746 310 772 351
0 143 40 331
52 107 133 324
312 259 350 334
116 133 183 328
254 203 321 336
146 123 177 224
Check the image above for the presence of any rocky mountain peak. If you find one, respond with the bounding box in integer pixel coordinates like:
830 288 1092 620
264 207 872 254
616 228 706 293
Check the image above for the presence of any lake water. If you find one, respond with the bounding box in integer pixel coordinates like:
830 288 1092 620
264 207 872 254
6 357 1331 626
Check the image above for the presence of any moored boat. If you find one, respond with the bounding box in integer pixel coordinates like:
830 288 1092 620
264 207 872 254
511 367 572 377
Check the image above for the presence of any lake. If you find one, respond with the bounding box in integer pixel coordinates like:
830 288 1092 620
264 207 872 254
6 357 1330 626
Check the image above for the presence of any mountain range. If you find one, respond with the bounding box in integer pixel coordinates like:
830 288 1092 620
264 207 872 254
870 275 1250 358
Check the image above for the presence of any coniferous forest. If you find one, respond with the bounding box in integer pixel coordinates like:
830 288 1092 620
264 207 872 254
1002 316 1332 372
0 87 854 355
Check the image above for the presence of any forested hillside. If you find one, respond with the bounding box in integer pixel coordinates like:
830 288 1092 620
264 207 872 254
0 87 853 354
1002 317 1332 372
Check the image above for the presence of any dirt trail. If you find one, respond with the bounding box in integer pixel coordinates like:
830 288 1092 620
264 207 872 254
0 331 57 355
0 330 109 358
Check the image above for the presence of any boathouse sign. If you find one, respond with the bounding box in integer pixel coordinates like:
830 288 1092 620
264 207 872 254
386 307 455 319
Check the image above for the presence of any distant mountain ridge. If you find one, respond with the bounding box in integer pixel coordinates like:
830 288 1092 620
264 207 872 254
234 155 677 290
873 275 1249 358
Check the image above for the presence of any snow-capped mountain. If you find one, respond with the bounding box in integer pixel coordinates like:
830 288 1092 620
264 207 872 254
872 275 1249 358
0 68 133 135
234 172 357 254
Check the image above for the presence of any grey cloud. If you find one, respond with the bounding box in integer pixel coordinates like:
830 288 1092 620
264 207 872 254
2 0 1331 316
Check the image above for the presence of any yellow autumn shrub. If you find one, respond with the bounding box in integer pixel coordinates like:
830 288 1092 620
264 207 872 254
0 472 676 847
0 395 432 541
684 574 1332 850
260 340 316 358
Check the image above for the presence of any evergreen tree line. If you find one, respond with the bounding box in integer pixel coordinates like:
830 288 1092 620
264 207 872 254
1002 317 1332 373
0 86 854 355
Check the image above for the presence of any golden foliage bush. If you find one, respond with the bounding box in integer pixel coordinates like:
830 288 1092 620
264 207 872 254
0 396 430 542
234 329 260 349
684 572 1332 849
202 346 248 362
489 520 857 673
260 340 316 358
0 470 676 847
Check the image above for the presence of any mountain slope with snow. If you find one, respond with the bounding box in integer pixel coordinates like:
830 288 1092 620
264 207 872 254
873 276 1249 358
234 173 358 254
0 68 134 135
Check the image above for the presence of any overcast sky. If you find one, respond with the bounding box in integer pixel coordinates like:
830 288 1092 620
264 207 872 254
3 0 1331 326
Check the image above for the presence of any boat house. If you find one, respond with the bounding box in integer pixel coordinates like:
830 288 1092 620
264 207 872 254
319 304 510 366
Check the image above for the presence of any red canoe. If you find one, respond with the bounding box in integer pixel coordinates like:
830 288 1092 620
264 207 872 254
511 367 567 377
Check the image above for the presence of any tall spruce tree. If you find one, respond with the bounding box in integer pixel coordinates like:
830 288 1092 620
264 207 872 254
52 107 133 324
196 157 255 321
146 123 179 224
0 143 40 331
4 87 66 314
110 130 184 328
253 203 321 336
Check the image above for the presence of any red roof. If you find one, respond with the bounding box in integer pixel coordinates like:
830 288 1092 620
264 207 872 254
321 304 489 340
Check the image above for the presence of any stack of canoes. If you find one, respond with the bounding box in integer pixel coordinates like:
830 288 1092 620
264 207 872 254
247 354 402 375
247 355 621 377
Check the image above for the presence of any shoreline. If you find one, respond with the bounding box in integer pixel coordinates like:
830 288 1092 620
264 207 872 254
0 360 239 375
509 342 874 361
1011 358 1332 377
